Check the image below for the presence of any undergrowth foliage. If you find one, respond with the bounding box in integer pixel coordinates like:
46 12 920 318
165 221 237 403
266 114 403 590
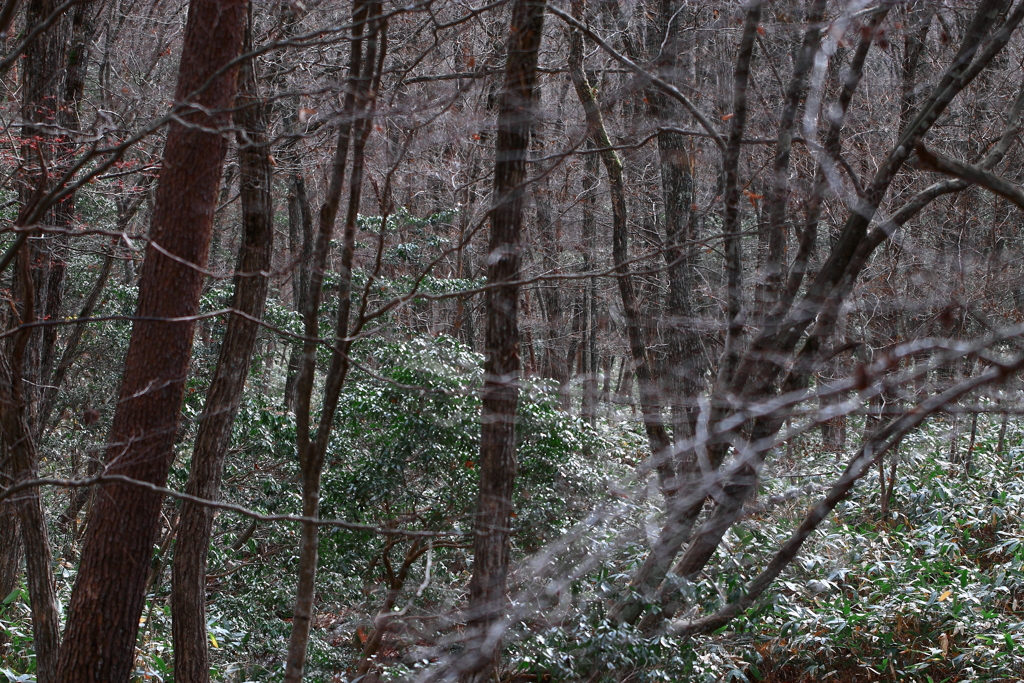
6 334 1024 682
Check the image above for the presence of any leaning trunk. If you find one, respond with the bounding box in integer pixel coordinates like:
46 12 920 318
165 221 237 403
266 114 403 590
55 2 248 679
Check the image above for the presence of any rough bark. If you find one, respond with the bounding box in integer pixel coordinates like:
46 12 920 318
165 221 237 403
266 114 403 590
171 15 275 682
580 147 599 424
282 168 314 412
459 0 545 679
19 0 71 429
54 1 248 679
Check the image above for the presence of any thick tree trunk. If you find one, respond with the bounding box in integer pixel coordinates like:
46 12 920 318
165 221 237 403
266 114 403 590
54 1 247 679
0 299 21 657
459 1 545 680
532 110 569 407
0 496 21 653
171 15 275 683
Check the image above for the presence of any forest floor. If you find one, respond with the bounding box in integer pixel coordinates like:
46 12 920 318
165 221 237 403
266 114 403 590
5 410 1024 682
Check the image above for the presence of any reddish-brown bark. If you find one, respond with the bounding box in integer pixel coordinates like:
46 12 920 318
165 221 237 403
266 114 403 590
55 0 248 679
171 14 275 682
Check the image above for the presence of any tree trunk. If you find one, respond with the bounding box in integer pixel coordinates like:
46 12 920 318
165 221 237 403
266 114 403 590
282 169 313 412
0 496 21 653
0 247 61 683
566 0 672 490
171 12 275 682
580 148 599 425
284 5 385 679
18 0 70 430
55 1 247 679
460 0 545 679
997 409 1010 459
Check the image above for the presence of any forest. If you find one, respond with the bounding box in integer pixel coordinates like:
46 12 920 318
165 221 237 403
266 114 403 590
7 0 1024 680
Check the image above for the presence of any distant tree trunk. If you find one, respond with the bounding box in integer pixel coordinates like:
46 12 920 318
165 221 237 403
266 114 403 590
820 357 848 450
460 0 545 679
532 105 569 408
55 1 248 679
997 408 1010 459
17 0 75 434
965 411 979 477
171 12 275 683
282 169 313 411
580 148 599 424
658 129 702 446
280 1 315 413
566 0 672 487
35 2 94 399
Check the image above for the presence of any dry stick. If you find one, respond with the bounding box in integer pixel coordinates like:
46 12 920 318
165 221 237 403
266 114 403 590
284 5 386 681
917 143 1024 211
38 182 151 437
669 355 1024 639
0 473 456 537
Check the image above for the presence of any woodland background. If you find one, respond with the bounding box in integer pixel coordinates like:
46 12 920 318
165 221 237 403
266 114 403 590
6 0 1024 681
